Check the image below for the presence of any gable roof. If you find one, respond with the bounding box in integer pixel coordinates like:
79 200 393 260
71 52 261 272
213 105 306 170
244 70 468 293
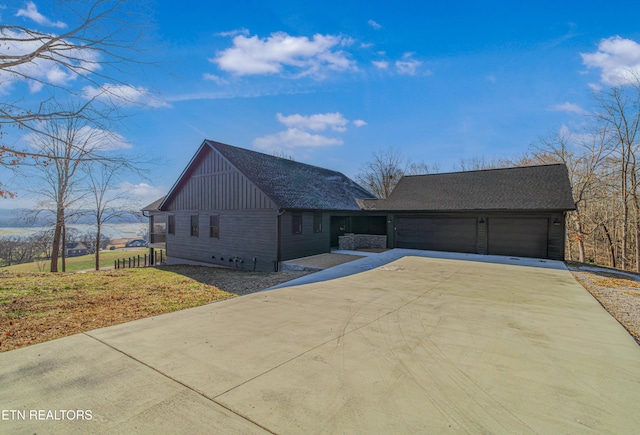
360 164 576 212
161 140 375 211
142 196 166 213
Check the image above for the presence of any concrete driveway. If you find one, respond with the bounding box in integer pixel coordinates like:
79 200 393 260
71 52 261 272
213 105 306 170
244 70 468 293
1 252 639 434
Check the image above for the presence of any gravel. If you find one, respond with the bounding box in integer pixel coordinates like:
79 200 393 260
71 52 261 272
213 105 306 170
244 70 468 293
567 262 640 345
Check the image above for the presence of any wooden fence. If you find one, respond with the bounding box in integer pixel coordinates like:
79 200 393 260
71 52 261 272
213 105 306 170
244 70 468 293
114 250 164 269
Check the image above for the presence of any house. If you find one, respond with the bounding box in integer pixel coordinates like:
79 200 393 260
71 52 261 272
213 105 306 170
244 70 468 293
143 140 378 271
143 140 576 271
359 164 576 260
65 241 91 257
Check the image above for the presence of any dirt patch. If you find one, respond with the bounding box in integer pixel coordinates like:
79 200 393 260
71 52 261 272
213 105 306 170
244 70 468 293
567 262 640 344
282 253 365 270
0 266 313 352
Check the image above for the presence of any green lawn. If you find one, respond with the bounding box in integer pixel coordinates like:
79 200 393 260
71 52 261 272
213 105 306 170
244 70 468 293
2 249 151 273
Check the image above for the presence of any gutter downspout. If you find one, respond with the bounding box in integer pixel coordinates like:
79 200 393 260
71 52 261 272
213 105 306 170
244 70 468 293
276 209 285 272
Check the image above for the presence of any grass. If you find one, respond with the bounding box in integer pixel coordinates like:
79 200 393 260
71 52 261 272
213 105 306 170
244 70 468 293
0 265 312 352
0 267 234 352
2 249 149 273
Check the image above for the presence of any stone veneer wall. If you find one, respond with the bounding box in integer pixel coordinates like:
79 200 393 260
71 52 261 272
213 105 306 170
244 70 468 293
338 233 387 250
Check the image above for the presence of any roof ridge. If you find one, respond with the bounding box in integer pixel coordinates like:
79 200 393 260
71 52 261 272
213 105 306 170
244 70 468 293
401 163 566 178
205 139 347 177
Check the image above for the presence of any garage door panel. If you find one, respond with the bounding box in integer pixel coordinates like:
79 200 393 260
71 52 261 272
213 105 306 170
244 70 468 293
396 217 477 253
488 218 548 258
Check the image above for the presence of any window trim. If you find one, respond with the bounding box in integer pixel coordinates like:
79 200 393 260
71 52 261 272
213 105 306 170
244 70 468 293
168 214 175 235
292 213 303 235
190 215 199 237
209 214 219 239
313 213 323 233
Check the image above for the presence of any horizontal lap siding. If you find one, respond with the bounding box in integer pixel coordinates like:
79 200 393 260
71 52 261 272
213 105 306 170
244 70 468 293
167 209 278 271
280 212 331 261
163 146 279 271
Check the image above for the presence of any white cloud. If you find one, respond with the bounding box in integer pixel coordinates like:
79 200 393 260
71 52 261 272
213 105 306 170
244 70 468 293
368 20 382 30
276 112 348 132
396 53 423 76
211 31 355 77
550 102 589 115
82 84 169 108
582 36 640 85
16 1 67 28
216 28 250 37
23 125 131 152
253 111 366 153
253 128 343 152
372 60 389 69
118 182 165 203
202 73 228 85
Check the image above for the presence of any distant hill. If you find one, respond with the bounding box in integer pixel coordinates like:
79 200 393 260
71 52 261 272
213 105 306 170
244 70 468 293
0 209 146 227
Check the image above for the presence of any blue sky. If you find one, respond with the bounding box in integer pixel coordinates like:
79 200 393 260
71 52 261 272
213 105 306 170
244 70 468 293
2 0 640 209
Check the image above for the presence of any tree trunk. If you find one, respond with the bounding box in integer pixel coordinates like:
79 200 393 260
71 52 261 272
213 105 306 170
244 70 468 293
49 206 64 272
602 224 617 269
95 224 101 271
61 224 66 272
573 213 586 263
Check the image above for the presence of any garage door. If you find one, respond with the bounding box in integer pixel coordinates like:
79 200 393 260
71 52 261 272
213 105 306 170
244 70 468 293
395 217 477 253
488 218 548 258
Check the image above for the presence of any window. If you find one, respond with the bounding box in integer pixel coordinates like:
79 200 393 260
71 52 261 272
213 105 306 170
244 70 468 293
209 214 219 238
190 215 199 237
313 213 323 233
168 215 175 235
292 214 303 235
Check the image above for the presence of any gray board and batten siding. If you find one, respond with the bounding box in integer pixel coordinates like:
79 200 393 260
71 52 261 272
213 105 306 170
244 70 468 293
148 140 576 269
160 142 280 271
157 140 376 271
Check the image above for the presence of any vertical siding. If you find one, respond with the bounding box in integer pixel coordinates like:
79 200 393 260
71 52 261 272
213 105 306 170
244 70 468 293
162 146 279 271
164 147 276 211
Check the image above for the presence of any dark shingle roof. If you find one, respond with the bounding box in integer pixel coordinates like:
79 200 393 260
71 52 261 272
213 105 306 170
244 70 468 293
360 164 576 211
142 196 166 212
208 141 375 210
161 140 374 211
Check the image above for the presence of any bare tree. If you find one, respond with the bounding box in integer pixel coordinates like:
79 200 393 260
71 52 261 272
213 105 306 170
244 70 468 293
356 148 438 199
0 0 151 193
24 106 132 272
531 127 610 263
85 160 138 270
594 77 640 270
